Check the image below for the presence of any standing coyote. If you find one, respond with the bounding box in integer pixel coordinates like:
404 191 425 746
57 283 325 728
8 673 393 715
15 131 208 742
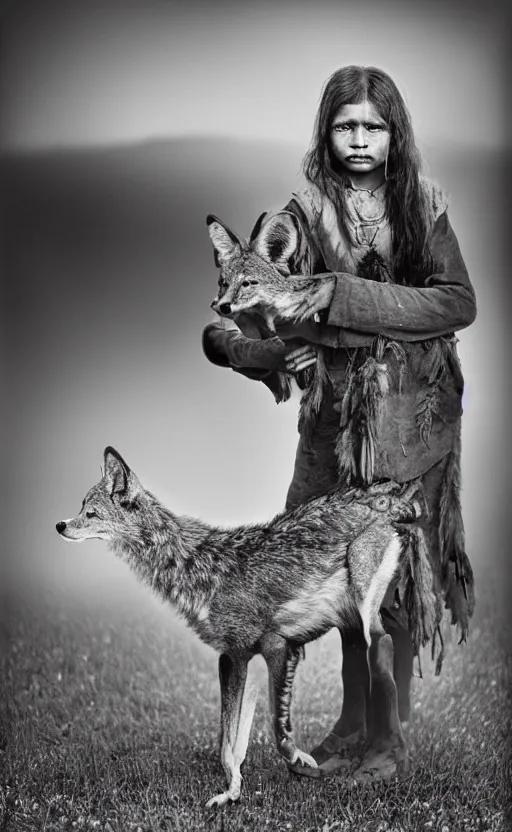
57 447 438 807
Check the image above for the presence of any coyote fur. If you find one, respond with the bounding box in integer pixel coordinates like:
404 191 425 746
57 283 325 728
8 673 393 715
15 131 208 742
57 447 438 807
208 209 321 335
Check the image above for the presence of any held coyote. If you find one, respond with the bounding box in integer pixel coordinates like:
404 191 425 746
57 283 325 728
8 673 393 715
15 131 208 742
208 210 322 335
57 447 438 807
207 210 336 454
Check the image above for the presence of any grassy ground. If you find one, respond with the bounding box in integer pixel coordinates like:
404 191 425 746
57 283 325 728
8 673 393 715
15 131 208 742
1 574 510 832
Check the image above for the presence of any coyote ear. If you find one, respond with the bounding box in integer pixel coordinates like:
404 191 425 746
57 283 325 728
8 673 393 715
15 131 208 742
206 214 242 267
249 211 268 243
252 212 301 272
103 446 142 500
103 447 130 496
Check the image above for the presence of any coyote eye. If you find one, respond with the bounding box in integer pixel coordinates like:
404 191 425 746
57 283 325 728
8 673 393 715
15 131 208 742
249 280 259 285
86 510 99 519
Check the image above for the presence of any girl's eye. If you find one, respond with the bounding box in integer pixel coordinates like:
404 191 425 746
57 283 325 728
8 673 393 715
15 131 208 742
249 280 259 285
86 510 98 519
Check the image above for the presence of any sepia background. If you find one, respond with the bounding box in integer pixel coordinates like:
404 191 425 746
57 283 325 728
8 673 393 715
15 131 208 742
2 0 509 603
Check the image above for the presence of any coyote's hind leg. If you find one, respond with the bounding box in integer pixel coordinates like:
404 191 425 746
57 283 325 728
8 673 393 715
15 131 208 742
262 635 320 778
207 653 258 808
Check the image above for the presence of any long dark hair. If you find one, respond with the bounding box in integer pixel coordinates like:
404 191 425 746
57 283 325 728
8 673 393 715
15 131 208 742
303 66 433 284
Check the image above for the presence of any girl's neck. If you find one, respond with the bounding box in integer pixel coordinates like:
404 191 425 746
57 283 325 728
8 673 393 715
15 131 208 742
346 165 386 194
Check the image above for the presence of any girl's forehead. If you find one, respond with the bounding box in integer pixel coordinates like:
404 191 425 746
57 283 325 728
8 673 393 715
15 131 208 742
332 101 385 124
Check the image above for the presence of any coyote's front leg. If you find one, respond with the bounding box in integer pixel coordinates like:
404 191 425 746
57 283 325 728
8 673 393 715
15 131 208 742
207 653 258 809
262 635 320 778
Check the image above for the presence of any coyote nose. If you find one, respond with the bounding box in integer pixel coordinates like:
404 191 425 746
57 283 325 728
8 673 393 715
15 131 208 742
219 303 232 315
56 521 66 534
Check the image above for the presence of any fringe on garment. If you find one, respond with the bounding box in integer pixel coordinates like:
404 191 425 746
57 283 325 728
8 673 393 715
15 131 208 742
415 336 455 447
414 335 475 644
397 429 475 675
399 523 445 676
437 423 475 643
271 372 293 404
335 353 389 485
297 351 332 447
331 336 406 485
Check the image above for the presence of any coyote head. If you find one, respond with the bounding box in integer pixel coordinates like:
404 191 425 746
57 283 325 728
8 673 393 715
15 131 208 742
207 211 308 332
56 447 147 543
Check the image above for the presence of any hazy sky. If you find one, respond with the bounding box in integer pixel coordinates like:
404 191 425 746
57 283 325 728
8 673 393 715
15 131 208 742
0 0 507 152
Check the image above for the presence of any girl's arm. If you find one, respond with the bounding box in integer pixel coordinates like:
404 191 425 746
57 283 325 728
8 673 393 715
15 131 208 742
300 212 476 339
202 319 317 398
203 319 308 375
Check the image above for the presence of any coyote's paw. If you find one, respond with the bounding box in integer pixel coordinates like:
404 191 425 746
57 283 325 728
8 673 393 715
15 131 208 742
292 749 318 768
288 749 322 779
206 790 239 809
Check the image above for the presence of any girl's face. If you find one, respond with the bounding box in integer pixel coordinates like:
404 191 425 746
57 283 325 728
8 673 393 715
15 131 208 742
329 101 390 183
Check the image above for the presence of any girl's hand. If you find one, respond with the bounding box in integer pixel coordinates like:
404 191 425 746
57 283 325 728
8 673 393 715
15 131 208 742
276 276 336 323
232 335 316 374
266 338 317 374
283 344 318 374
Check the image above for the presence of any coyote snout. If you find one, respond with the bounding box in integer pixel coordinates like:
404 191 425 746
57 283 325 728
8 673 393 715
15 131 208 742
57 446 439 808
211 299 233 316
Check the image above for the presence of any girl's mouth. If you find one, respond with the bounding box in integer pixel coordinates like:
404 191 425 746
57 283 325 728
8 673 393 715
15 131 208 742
346 155 373 163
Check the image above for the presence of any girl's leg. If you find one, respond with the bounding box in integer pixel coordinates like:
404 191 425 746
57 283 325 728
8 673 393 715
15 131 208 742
352 458 448 782
285 426 365 772
381 605 414 726
352 630 407 784
310 629 368 770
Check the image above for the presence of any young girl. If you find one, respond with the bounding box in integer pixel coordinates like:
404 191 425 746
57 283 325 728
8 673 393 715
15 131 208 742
202 66 476 782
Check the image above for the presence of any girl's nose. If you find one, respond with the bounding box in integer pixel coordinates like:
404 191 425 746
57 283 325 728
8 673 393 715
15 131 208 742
351 126 367 147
